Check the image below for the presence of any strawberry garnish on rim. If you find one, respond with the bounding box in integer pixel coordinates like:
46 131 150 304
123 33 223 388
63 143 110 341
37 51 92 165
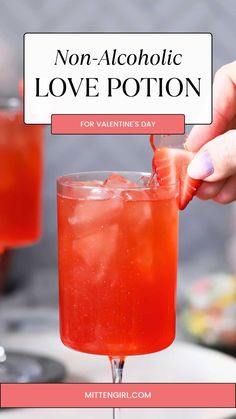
150 135 202 210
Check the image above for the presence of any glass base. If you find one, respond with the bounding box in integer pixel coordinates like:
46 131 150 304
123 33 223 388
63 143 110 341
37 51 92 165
0 351 66 383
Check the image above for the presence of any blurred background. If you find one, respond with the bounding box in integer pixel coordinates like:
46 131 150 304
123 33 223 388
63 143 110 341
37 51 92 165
0 0 235 388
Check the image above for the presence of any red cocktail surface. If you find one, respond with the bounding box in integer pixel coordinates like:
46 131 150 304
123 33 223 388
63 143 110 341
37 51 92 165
57 173 179 356
0 109 43 251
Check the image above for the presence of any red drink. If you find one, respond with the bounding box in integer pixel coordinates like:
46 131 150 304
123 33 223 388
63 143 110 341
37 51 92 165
0 104 43 251
57 172 179 357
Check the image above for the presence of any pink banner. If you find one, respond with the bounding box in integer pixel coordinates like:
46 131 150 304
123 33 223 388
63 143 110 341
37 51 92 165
51 114 185 135
1 383 235 408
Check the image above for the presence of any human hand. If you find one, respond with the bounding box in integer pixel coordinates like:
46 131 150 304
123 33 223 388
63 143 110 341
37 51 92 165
186 61 236 204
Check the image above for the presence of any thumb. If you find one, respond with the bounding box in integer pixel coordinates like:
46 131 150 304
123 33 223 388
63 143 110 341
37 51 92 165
187 130 236 182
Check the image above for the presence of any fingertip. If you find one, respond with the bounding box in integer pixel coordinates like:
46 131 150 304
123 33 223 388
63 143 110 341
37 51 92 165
214 187 235 204
213 194 233 205
196 186 211 200
187 150 214 180
196 180 226 200
213 174 236 204
186 105 230 153
185 126 210 152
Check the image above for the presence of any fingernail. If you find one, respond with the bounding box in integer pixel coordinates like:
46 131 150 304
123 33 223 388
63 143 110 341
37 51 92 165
187 150 214 179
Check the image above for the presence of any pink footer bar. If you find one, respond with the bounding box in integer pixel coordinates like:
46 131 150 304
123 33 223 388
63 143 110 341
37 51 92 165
51 114 185 135
1 383 235 408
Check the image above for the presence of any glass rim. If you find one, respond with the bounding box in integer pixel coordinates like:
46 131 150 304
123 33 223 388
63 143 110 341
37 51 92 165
0 97 21 110
57 171 178 190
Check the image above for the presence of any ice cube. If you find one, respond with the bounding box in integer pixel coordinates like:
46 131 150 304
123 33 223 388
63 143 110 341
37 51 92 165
146 172 159 188
68 195 123 238
72 224 119 281
119 189 154 278
104 173 136 188
66 180 110 200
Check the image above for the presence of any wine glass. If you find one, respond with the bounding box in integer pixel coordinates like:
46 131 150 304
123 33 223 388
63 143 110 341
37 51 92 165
0 96 43 381
57 171 179 417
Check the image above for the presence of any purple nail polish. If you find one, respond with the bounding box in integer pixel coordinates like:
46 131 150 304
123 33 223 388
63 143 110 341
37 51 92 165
187 150 214 179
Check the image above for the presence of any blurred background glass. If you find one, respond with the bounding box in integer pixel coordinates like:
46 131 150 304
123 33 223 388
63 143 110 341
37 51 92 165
0 0 235 365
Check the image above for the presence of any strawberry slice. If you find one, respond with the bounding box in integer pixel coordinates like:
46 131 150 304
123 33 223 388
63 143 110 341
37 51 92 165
152 147 202 210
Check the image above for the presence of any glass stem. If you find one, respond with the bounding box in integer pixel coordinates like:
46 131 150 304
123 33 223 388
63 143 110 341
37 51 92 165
110 357 125 383
109 357 125 419
0 346 6 362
